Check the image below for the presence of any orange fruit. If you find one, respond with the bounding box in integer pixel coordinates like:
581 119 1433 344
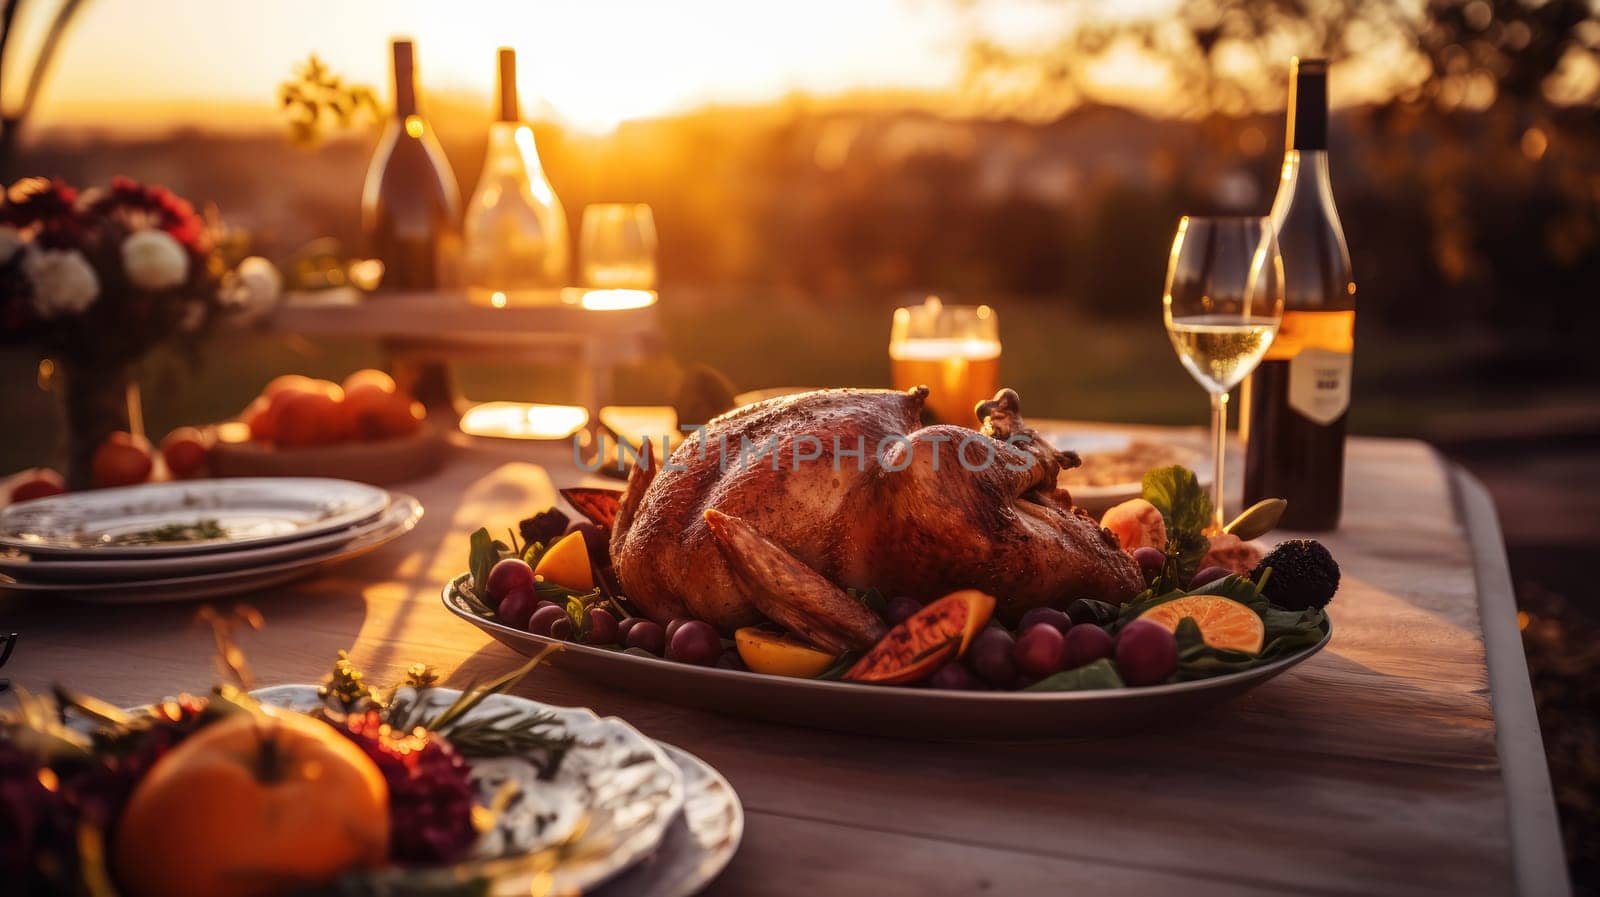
160 426 211 478
534 530 595 592
112 708 388 897
1138 595 1265 655
92 432 154 488
10 468 66 503
340 384 420 441
273 391 347 447
241 396 275 442
262 374 318 397
735 628 837 678
341 368 397 395
844 589 996 684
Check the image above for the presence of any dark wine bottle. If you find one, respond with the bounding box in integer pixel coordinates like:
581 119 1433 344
1242 57 1356 531
361 39 461 291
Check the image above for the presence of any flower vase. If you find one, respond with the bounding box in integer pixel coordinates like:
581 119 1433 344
56 359 140 491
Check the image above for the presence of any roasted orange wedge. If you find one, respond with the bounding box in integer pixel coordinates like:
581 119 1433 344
844 590 996 685
735 628 837 678
1138 595 1265 655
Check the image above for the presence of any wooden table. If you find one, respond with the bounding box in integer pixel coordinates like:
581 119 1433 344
1 434 1567 897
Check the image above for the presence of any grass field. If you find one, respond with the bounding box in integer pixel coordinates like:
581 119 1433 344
0 290 1590 473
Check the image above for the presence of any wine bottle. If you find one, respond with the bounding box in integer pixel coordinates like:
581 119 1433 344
361 39 462 291
462 47 570 305
1242 57 1356 531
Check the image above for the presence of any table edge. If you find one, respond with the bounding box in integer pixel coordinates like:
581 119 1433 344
1450 463 1570 897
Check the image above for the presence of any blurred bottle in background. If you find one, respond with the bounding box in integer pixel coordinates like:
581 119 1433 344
361 39 461 291
463 47 570 306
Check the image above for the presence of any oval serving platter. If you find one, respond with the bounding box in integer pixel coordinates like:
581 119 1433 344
252 685 686 896
442 573 1331 741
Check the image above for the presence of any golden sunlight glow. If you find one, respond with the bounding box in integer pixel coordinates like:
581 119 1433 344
459 402 590 440
578 289 657 311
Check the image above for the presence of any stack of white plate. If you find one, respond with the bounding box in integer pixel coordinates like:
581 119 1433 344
0 478 422 603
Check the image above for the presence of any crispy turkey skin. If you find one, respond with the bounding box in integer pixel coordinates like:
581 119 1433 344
609 387 1142 638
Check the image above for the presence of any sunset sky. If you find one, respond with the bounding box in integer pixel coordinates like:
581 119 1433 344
12 0 1191 133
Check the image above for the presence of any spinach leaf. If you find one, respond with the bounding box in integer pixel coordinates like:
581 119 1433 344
468 528 507 604
1027 659 1125 692
1142 465 1212 537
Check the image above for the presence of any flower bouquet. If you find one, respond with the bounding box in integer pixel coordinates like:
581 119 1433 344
0 176 281 489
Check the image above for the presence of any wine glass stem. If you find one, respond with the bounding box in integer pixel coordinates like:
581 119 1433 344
1210 390 1228 532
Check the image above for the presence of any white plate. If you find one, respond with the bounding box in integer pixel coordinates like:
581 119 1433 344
592 741 743 897
0 478 390 557
1036 425 1209 515
0 495 418 582
0 496 422 603
252 685 686 896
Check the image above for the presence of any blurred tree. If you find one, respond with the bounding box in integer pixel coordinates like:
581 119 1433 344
0 0 88 180
957 0 1600 341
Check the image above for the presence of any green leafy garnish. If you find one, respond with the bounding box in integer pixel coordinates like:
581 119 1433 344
848 587 888 615
1026 658 1124 691
468 527 509 602
1112 573 1329 680
1141 465 1213 587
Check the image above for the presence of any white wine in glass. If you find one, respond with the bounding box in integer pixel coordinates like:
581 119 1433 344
1163 217 1284 530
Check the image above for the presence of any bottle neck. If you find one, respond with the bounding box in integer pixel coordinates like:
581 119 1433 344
392 42 419 119
496 48 519 123
1287 63 1328 151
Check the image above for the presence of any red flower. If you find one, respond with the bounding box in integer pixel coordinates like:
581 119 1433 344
83 177 207 252
1 178 85 250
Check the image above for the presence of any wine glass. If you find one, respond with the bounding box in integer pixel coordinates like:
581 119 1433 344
1163 216 1284 531
580 203 658 290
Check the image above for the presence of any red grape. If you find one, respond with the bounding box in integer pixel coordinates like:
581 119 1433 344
1115 620 1178 686
884 596 922 625
486 558 535 604
1017 607 1072 634
624 620 666 655
665 617 692 644
667 620 722 666
585 608 619 645
1189 566 1232 589
1132 546 1167 579
1013 624 1067 677
617 617 645 643
496 588 540 630
927 662 984 690
1062 623 1114 669
564 521 609 566
968 627 1018 688
529 605 574 640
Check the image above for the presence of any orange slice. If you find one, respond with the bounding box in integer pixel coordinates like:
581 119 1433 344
1138 595 1265 655
735 628 837 678
533 530 595 592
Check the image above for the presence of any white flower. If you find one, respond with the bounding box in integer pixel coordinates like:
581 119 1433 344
24 247 99 318
219 255 283 324
0 226 23 265
121 229 189 290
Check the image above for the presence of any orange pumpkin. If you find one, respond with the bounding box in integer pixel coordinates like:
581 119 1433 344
112 708 390 897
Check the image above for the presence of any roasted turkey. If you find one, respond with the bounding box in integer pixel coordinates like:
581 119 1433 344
605 387 1142 652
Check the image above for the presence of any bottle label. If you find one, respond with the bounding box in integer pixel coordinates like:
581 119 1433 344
1288 348 1352 424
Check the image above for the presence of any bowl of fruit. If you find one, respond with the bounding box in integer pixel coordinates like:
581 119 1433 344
209 370 446 486
444 387 1337 739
